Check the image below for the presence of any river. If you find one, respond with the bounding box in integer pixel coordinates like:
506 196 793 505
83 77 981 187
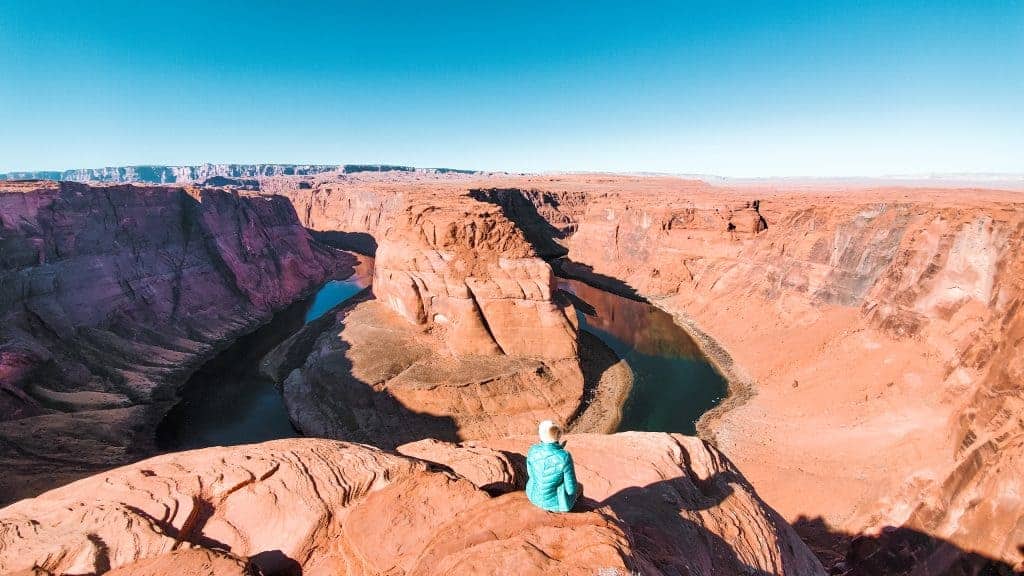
155 258 373 450
559 279 727 435
157 266 726 449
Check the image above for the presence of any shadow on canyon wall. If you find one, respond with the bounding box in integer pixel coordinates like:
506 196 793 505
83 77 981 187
568 323 623 430
553 259 650 302
468 188 651 302
468 188 570 259
281 294 461 450
793 516 1023 576
598 477 797 576
310 230 378 256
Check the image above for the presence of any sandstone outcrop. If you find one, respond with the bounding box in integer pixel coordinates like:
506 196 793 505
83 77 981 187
0 181 353 504
0 434 824 575
274 195 599 446
373 198 579 358
544 181 1024 569
6 169 1021 571
275 173 1024 568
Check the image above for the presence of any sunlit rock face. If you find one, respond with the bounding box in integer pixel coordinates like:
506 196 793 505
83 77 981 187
0 434 824 576
0 181 353 504
275 193 589 447
373 197 579 358
275 173 1024 569
506 180 1024 569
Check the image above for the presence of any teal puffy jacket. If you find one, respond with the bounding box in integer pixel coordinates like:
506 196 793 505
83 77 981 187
525 441 579 512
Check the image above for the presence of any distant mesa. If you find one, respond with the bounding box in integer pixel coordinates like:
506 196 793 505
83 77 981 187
200 175 261 189
0 163 480 183
342 163 415 173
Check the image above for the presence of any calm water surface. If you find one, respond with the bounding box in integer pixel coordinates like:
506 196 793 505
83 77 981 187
155 258 372 450
559 279 726 435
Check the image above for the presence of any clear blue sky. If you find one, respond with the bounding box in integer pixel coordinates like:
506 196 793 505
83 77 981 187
1 1 1021 176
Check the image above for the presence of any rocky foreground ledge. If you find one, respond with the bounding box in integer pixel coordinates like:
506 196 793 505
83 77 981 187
0 432 822 575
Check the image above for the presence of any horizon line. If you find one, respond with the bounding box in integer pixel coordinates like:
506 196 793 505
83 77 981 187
2 162 1023 184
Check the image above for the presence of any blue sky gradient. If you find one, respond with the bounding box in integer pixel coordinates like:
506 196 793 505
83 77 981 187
1 1 1021 175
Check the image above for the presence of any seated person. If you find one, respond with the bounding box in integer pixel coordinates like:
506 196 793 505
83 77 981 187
525 420 581 512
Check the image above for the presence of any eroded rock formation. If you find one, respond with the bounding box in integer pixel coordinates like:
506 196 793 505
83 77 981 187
0 181 353 504
5 170 1021 572
373 197 579 358
274 195 601 446
277 173 1024 569
545 182 1024 569
0 434 824 575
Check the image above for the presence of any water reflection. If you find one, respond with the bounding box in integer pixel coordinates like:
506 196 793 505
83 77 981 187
560 278 726 435
305 257 373 322
155 258 373 450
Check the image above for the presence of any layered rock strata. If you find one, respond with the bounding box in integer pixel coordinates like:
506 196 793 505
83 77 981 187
275 196 603 446
0 434 824 575
0 181 353 504
547 183 1024 569
275 173 1024 568
0 164 340 184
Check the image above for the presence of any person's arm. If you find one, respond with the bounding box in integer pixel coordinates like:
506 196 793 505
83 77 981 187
562 452 578 500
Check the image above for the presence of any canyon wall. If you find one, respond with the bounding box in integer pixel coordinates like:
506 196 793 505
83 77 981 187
278 174 1024 569
0 181 353 504
0 433 824 575
5 171 1017 571
274 193 599 446
506 179 1024 569
373 197 579 358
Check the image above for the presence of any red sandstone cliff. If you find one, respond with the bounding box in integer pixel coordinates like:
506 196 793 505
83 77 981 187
277 173 1024 570
274 194 593 446
0 434 824 575
0 181 353 504
541 182 1024 569
477 178 1024 570
7 173 1014 571
373 197 579 358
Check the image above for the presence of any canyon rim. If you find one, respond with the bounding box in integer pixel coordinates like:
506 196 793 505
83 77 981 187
2 170 1022 575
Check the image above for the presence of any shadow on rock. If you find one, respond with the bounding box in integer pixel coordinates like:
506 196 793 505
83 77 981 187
468 188 570 258
250 550 303 576
793 516 1023 576
594 475 793 576
310 230 378 256
468 187 651 302
279 297 461 450
553 258 649 302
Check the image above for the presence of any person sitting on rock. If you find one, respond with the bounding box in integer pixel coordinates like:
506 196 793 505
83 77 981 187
526 420 581 512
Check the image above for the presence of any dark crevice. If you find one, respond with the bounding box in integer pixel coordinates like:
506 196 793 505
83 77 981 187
752 199 769 232
464 282 507 355
793 516 1024 575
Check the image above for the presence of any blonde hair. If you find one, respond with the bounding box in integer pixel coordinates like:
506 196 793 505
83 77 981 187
538 420 562 443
